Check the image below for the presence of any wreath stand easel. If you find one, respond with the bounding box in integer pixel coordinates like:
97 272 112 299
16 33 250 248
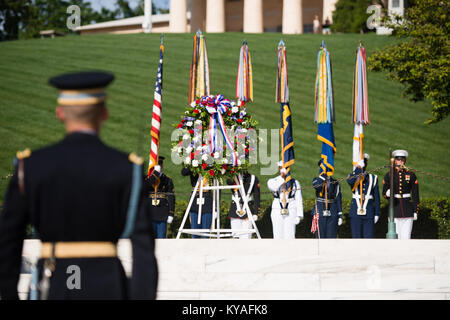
176 173 261 239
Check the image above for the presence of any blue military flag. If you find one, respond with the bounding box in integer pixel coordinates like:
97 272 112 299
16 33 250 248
314 41 336 177
276 40 295 190
317 123 336 176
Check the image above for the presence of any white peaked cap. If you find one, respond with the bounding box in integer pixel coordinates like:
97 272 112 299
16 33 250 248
392 150 408 158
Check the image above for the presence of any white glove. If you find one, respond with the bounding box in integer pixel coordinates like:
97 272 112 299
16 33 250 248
374 216 379 224
154 165 161 175
294 216 301 225
167 216 173 224
252 215 258 222
385 189 390 197
357 159 365 168
338 217 343 226
413 213 418 221
280 168 287 176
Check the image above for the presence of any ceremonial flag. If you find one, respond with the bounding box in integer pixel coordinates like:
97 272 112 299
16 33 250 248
276 40 295 191
317 123 336 176
314 41 336 177
236 40 253 106
351 44 370 201
352 44 370 170
189 30 210 103
147 35 164 177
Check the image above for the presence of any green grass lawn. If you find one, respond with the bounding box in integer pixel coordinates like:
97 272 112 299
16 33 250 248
0 32 449 203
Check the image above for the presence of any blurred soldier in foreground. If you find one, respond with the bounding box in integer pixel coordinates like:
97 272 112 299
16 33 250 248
312 160 343 238
346 153 380 238
227 171 260 239
382 150 420 240
0 72 158 300
268 162 304 239
145 156 175 238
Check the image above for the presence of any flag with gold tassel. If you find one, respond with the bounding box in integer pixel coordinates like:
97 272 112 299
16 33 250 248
236 40 253 106
189 30 210 104
276 40 295 193
314 41 336 177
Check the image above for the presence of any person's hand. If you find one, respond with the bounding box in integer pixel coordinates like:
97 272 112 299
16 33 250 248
280 168 287 177
252 215 258 222
357 159 365 168
338 217 343 226
385 189 390 198
413 213 418 221
294 216 301 225
154 165 161 175
167 216 173 224
374 216 379 224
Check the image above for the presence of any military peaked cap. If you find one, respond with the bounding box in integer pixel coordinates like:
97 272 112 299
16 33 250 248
49 71 114 106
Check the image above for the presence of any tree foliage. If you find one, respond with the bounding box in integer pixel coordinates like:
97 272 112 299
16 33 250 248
0 0 159 41
368 0 450 124
331 0 373 33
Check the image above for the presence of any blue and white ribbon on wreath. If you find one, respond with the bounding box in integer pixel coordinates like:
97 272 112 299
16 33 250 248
204 94 238 166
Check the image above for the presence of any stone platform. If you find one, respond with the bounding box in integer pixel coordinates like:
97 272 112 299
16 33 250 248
19 239 450 300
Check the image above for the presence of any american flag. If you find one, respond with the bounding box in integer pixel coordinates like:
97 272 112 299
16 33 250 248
311 213 319 234
147 39 164 177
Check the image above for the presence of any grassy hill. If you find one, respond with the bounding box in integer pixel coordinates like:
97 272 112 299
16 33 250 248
0 32 449 203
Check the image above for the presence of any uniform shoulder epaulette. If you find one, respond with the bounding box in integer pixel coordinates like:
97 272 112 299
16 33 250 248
16 148 31 160
128 152 144 165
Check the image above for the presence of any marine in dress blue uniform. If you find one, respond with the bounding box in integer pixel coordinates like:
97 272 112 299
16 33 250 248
312 161 343 238
0 72 158 300
145 156 175 239
346 154 380 238
382 150 420 240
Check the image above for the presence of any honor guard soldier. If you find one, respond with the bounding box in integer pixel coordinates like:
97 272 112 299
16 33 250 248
382 150 420 240
312 160 343 238
145 156 175 239
0 72 158 300
267 162 304 239
227 171 261 239
181 167 213 238
346 153 380 238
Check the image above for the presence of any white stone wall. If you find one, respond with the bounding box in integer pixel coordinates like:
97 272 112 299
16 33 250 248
19 239 450 300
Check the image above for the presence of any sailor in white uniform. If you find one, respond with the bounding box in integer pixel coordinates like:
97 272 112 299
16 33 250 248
267 162 304 239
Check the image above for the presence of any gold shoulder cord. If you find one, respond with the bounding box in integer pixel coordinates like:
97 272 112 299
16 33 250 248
16 148 31 195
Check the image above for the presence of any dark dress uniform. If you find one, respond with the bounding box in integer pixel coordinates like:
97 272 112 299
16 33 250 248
227 172 261 219
312 175 342 238
145 170 175 238
382 169 420 218
0 72 158 300
347 167 380 238
181 167 213 238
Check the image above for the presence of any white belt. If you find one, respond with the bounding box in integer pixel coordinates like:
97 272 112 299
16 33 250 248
352 194 373 200
395 193 411 198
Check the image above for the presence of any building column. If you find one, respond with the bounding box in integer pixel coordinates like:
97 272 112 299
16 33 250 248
142 0 152 33
190 0 206 33
243 0 263 33
205 0 225 33
169 0 187 33
282 0 303 34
